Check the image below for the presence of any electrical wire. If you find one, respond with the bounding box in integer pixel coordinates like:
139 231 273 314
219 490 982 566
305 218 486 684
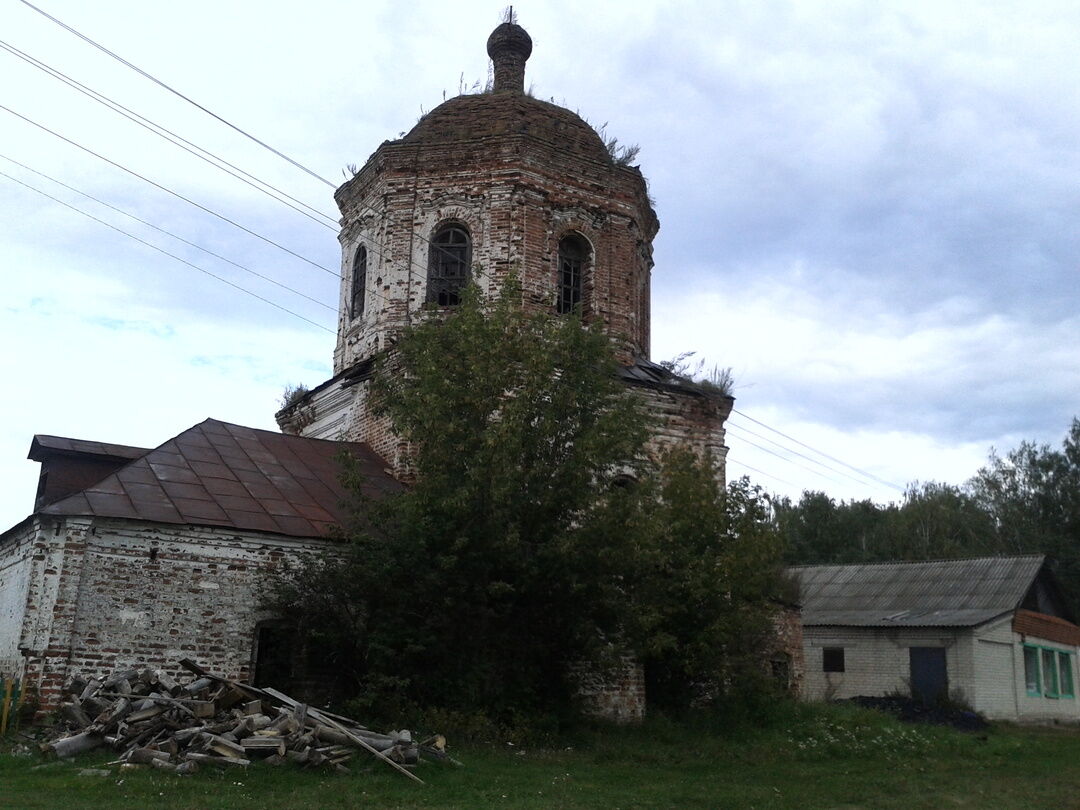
726 418 882 491
732 407 904 492
17 0 337 188
0 37 339 230
10 4 476 275
724 431 848 487
0 152 336 313
725 459 797 489
0 102 340 277
0 168 335 334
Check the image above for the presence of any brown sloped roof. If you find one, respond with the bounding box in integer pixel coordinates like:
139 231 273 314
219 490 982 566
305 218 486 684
791 555 1047 628
29 435 149 461
40 419 401 538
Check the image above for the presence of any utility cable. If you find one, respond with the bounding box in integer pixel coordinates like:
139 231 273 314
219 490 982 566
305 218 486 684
11 4 476 275
725 459 796 489
0 169 335 334
732 408 904 492
724 431 848 487
17 0 337 188
0 38 339 230
0 102 340 277
726 419 882 491
0 152 336 313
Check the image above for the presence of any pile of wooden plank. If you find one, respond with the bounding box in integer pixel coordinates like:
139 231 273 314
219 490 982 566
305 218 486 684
41 659 452 782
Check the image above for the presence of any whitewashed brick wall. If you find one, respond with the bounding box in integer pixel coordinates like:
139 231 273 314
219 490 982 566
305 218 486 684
0 520 35 670
802 618 1080 722
7 515 337 710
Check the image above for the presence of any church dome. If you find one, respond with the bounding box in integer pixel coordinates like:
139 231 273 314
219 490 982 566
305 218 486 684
400 92 613 166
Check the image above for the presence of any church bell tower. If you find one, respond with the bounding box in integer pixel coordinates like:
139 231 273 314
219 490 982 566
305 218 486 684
278 19 731 480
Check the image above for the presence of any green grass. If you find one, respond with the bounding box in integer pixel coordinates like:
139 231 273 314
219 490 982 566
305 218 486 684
4 704 1080 809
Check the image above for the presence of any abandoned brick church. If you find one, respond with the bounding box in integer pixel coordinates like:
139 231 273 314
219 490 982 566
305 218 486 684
0 21 748 718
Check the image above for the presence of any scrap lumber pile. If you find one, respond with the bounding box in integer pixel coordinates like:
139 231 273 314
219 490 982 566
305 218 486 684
41 659 451 781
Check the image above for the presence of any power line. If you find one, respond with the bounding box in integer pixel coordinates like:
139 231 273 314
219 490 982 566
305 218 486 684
8 5 470 278
17 0 337 188
732 407 905 492
0 37 340 230
0 102 340 277
0 168 335 335
726 458 797 488
0 152 336 313
726 418 884 491
725 430 848 487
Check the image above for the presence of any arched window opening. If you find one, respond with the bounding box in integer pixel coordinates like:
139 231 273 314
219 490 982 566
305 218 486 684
557 234 589 315
427 225 471 306
350 245 367 319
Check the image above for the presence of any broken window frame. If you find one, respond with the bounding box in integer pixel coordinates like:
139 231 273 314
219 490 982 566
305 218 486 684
351 245 367 319
556 233 589 315
426 224 472 307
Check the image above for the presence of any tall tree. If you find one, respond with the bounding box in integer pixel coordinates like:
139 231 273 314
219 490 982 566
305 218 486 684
271 278 652 717
268 277 789 720
970 419 1080 613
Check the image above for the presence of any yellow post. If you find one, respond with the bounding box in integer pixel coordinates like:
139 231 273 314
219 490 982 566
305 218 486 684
0 676 11 736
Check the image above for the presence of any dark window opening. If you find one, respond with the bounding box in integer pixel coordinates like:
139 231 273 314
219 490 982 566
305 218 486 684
351 245 367 319
770 654 791 687
253 623 293 689
557 234 589 314
427 225 471 306
823 647 845 673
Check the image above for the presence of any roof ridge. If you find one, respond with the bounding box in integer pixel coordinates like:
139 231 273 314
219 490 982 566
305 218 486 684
788 553 1045 570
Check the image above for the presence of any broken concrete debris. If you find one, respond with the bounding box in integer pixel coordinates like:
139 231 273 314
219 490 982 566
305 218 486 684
40 659 453 782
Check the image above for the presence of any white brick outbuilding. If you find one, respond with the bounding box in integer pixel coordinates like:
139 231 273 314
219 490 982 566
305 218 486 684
792 556 1080 722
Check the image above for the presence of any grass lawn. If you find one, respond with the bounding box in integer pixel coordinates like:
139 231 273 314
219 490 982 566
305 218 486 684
4 704 1080 809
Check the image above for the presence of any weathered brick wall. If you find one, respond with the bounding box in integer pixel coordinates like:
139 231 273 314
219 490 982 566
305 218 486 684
332 100 658 376
10 515 337 711
0 520 35 677
572 655 646 723
630 383 733 484
769 605 805 696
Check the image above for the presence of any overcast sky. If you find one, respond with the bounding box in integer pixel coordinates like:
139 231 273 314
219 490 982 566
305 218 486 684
1 0 1078 529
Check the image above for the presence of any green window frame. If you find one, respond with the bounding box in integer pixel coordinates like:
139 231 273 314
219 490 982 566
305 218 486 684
1042 648 1060 698
1059 651 1075 698
1023 643 1076 700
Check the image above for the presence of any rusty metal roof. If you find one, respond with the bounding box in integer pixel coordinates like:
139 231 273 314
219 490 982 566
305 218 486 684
791 555 1047 628
39 419 401 538
617 358 732 399
29 434 149 461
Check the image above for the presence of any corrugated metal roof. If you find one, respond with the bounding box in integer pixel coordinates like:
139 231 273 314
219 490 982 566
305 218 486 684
39 419 402 538
791 555 1046 628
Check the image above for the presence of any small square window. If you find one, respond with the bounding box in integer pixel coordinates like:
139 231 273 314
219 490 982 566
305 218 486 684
823 647 845 673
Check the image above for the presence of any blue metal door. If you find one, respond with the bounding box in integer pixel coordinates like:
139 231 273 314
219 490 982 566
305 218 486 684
910 647 948 705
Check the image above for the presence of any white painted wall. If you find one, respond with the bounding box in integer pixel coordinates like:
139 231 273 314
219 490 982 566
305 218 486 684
0 520 35 677
803 618 1080 722
802 626 972 703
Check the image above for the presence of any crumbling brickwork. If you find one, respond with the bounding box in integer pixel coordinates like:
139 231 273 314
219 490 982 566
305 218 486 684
3 515 335 711
572 656 646 723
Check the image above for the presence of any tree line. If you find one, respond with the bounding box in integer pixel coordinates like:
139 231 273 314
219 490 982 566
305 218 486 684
777 418 1080 614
